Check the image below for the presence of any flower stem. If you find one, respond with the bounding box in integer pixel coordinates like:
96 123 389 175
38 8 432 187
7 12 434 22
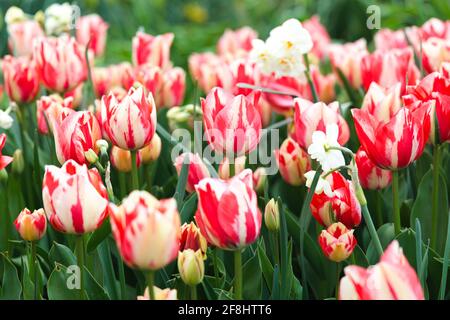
362 204 383 257
234 249 243 300
335 262 341 300
376 190 383 227
271 232 280 267
190 285 197 300
75 235 85 300
229 160 236 178
431 144 441 249
146 271 156 300
392 170 401 235
118 258 126 300
28 241 37 300
130 150 139 190
303 53 318 103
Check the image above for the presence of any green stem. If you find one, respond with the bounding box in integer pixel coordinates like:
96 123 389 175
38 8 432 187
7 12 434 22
362 204 384 257
234 249 242 300
212 249 219 286
130 150 139 190
335 263 341 300
75 235 85 300
431 145 441 249
118 258 126 300
272 232 280 267
439 210 450 300
229 160 235 178
303 53 318 102
118 172 127 199
28 241 37 300
376 190 383 228
190 285 197 300
146 271 156 300
392 170 401 235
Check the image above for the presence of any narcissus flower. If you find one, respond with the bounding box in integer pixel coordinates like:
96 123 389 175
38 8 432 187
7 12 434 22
355 148 392 190
318 222 356 262
42 160 108 234
307 124 345 172
2 55 40 103
101 86 157 150
76 14 109 57
304 170 333 198
174 152 210 193
274 137 310 186
310 171 361 229
14 208 47 241
132 31 174 69
195 169 262 250
339 240 424 300
0 134 13 171
44 3 75 36
109 191 180 270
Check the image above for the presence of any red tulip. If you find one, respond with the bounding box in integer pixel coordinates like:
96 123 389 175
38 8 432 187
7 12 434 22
373 27 419 51
352 102 432 170
33 36 88 93
14 208 47 241
52 110 102 165
110 191 180 270
76 14 109 57
303 15 331 60
339 240 424 300
355 148 392 190
195 169 262 250
217 27 257 58
294 98 349 149
174 152 210 193
92 66 125 98
318 222 357 262
37 94 75 134
101 86 157 150
2 55 39 103
7 20 44 57
124 64 163 98
42 160 108 234
132 31 174 69
201 87 262 156
419 18 450 41
310 171 361 229
361 82 402 123
179 222 208 259
0 134 13 171
188 52 233 93
159 67 186 107
421 38 450 74
274 137 311 186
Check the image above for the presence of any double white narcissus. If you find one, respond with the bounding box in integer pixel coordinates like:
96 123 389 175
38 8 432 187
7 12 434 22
42 160 109 234
101 86 157 150
109 191 181 270
194 169 262 250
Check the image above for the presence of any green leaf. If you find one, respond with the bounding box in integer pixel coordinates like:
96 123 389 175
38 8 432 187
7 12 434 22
174 160 189 210
242 248 262 299
87 219 111 253
47 263 80 300
0 253 22 300
366 223 395 264
49 242 76 267
257 240 274 290
180 192 198 223
84 267 110 300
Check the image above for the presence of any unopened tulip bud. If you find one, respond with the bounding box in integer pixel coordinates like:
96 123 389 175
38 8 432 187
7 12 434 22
5 6 26 25
318 222 356 262
0 169 8 184
14 208 47 241
12 149 24 174
253 167 267 194
264 199 280 232
34 10 45 27
178 249 205 286
167 104 203 133
218 156 246 180
85 148 99 165
140 133 162 164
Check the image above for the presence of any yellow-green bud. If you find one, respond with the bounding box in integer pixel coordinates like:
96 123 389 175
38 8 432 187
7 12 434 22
264 198 280 232
12 149 24 174
0 169 8 183
178 249 204 286
84 149 98 164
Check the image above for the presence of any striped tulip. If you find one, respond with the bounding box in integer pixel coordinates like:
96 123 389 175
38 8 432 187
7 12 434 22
188 52 233 93
339 240 424 300
201 87 262 156
2 55 39 103
421 38 450 73
36 94 75 134
132 31 174 69
361 82 402 123
303 15 331 60
419 18 450 41
352 103 432 170
109 191 180 270
217 27 257 58
274 137 310 186
14 208 47 241
355 148 392 190
159 67 186 107
33 36 88 93
52 110 102 165
294 98 350 149
318 222 357 262
124 64 162 97
7 20 44 57
0 134 13 171
101 86 157 150
174 152 210 193
310 171 361 229
76 14 109 57
42 160 108 234
138 287 177 300
195 169 262 250
179 222 207 259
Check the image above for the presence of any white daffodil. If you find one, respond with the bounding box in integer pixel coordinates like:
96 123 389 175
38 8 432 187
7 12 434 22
307 124 345 172
304 170 334 197
44 2 77 35
0 109 14 130
250 39 274 75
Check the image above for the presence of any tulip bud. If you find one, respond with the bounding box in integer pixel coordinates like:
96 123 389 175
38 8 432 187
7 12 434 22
178 249 205 286
318 222 357 262
253 167 267 194
110 146 141 173
0 169 9 184
167 104 203 133
84 149 99 165
12 149 24 174
96 139 109 151
180 222 207 259
139 133 162 164
218 156 246 180
14 208 47 241
274 137 311 186
264 198 280 232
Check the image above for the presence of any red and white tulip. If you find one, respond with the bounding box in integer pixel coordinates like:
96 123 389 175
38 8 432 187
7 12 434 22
14 208 47 241
76 14 109 57
7 20 44 57
2 55 39 103
174 152 210 193
36 94 75 134
132 31 174 69
355 148 392 190
0 134 13 171
274 137 310 186
318 222 357 262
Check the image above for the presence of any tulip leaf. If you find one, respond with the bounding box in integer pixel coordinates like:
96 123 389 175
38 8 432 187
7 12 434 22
366 223 395 264
180 193 198 223
47 263 81 300
97 240 119 300
87 219 111 253
0 253 22 300
257 240 274 290
174 161 189 210
242 248 262 299
271 265 280 300
49 242 77 267
350 245 369 268
84 266 111 300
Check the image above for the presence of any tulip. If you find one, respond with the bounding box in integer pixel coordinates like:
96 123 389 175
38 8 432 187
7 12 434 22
52 110 102 165
174 152 210 193
310 171 361 229
217 27 258 58
14 208 47 241
2 55 39 103
42 160 108 234
274 137 311 186
101 86 157 150
218 156 246 180
110 146 142 173
159 67 186 107
180 222 208 259
0 134 13 171
360 82 402 124
421 38 450 73
264 198 280 232
252 167 267 193
188 52 233 93
352 103 431 170
138 287 177 300
125 64 162 97
109 191 180 270
373 28 419 51
76 14 109 57
303 15 331 60
355 148 392 190
419 18 450 41
7 20 44 57
64 83 84 108
201 87 262 156
294 98 350 150
92 67 119 98
139 133 162 164
132 31 174 69
33 36 88 93
339 240 424 300
318 222 356 262
36 94 75 134
178 249 205 286
441 62 450 79
195 169 261 250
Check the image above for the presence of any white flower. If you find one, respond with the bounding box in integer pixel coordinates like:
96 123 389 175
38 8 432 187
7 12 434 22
250 39 274 75
304 170 334 197
5 6 26 25
44 3 77 35
0 109 13 130
307 124 345 172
